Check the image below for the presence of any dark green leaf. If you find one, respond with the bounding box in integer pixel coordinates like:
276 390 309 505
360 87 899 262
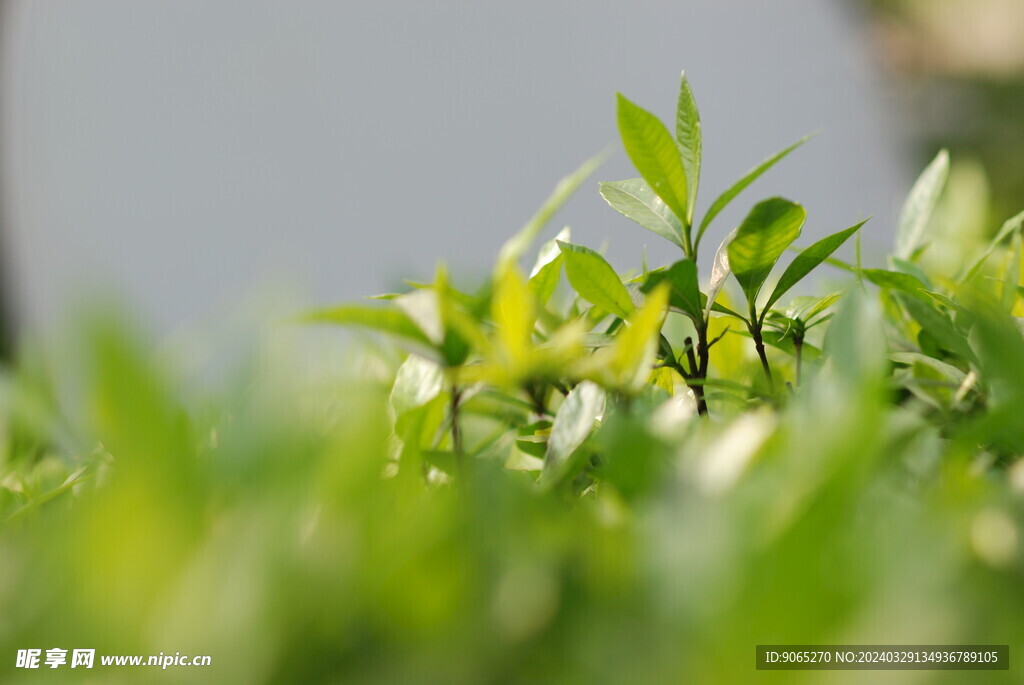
642 259 702 324
897 294 975 362
727 198 807 308
763 220 865 317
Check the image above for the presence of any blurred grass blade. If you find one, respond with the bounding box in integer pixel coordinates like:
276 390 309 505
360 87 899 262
963 209 1024 281
498 151 608 270
696 134 812 250
303 305 432 346
894 149 949 260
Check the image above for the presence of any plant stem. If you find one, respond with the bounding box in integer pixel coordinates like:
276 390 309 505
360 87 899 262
449 384 463 472
750 326 774 386
684 334 709 416
794 336 803 387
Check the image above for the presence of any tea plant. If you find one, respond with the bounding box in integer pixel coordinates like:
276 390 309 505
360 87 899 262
304 71 1024 496
3 70 1024 684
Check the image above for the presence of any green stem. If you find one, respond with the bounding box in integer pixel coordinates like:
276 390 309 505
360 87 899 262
684 334 709 416
750 325 774 386
794 336 804 387
449 384 463 472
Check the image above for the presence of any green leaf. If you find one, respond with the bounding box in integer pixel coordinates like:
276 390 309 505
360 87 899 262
390 354 444 418
642 259 702 324
727 198 807 309
528 254 563 306
796 290 844 323
497 150 608 269
891 257 933 290
890 352 967 384
859 269 929 299
696 134 812 250
541 381 606 487
602 285 670 393
895 149 949 260
303 305 432 347
528 227 570 306
920 290 970 318
1002 232 1022 311
599 179 686 249
557 241 634 320
704 228 737 322
616 93 690 235
963 209 1024 281
762 220 866 318
897 294 975 362
675 71 701 224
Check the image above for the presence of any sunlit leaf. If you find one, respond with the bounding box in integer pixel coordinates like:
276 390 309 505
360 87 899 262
599 179 686 249
617 93 690 232
704 228 737 322
541 381 605 486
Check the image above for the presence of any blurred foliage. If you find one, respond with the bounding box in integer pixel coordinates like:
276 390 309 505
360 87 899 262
3 73 1024 683
858 0 1024 238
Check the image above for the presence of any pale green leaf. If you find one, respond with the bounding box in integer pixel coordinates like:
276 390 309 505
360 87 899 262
599 179 685 249
303 305 432 347
558 241 634 320
704 228 737 322
541 381 605 486
895 149 949 260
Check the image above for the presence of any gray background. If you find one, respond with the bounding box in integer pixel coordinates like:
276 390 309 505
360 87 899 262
1 0 912 338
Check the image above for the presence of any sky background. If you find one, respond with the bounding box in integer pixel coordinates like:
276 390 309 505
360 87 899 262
1 0 915 338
